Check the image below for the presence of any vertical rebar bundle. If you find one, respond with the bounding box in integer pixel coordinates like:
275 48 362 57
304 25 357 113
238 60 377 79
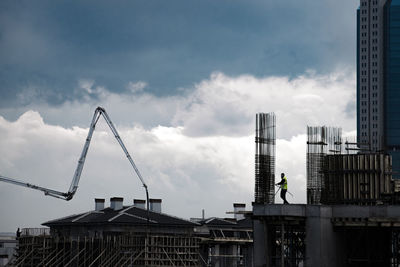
306 126 342 204
255 113 276 204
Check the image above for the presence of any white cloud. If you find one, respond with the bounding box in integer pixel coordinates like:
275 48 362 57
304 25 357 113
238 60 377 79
78 79 95 94
0 70 356 231
127 81 147 93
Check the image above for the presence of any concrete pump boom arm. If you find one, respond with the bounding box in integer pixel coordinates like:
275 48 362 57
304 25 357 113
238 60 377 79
0 107 149 205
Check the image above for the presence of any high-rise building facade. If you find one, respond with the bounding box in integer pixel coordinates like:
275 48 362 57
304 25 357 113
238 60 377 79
357 0 400 177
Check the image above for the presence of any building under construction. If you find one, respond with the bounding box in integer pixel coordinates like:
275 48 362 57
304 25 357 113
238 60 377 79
11 200 254 267
11 198 201 267
193 204 253 267
253 124 400 267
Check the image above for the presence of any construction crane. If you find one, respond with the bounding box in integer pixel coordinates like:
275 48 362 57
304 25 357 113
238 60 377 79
0 107 149 211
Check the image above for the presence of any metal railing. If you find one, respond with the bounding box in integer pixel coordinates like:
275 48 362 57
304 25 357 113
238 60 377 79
21 228 50 236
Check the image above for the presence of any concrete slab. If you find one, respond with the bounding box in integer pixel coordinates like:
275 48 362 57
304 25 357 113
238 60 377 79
332 205 370 218
253 204 306 217
387 205 400 218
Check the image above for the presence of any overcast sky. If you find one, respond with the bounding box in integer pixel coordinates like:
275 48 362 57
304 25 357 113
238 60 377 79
0 0 359 232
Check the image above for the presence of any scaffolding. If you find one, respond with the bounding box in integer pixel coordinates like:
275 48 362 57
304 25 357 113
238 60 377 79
199 228 253 267
306 126 342 204
255 113 276 204
12 232 200 267
261 217 306 267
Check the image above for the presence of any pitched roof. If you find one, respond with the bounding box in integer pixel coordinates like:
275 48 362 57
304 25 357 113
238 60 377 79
236 217 252 228
43 205 198 228
196 217 252 229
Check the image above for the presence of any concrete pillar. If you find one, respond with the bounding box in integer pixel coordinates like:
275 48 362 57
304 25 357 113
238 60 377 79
231 244 238 267
215 244 220 267
305 205 345 267
254 219 273 267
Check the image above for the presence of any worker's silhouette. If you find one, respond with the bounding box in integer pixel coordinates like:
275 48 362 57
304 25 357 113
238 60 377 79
276 173 289 204
16 228 21 238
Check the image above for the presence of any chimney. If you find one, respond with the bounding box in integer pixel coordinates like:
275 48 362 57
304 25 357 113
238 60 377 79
134 199 146 209
149 199 162 213
233 203 246 220
95 198 105 211
110 197 124 210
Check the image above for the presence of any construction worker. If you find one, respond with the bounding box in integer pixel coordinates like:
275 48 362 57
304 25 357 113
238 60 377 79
276 173 289 204
16 228 21 238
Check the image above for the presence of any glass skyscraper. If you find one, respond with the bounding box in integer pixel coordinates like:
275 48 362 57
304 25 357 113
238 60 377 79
357 0 400 177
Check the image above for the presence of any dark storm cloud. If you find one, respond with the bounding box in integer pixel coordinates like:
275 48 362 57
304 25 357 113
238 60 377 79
0 0 358 109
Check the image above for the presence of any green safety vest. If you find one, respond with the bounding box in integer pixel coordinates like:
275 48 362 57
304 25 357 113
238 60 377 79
282 176 288 190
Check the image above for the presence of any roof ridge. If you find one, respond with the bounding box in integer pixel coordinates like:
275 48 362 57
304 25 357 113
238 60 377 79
205 217 216 224
205 217 236 225
120 205 136 213
108 213 123 222
123 212 157 223
72 211 103 223
108 211 157 223
126 205 198 225
153 210 200 225
43 212 85 224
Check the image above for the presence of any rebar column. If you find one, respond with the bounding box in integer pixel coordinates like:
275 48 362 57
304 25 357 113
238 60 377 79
306 126 342 204
255 113 276 204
